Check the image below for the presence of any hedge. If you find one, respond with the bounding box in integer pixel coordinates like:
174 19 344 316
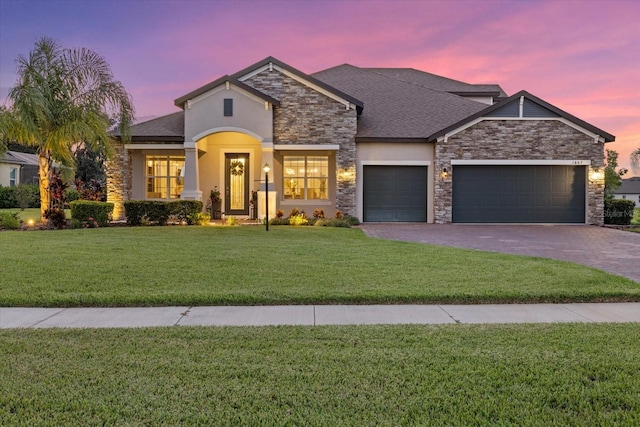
604 199 636 225
0 184 40 209
124 200 203 226
69 200 114 227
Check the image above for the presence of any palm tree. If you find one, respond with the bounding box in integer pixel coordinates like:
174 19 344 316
0 37 133 221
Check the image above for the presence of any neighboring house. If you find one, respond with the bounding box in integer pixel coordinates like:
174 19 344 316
0 151 39 187
614 177 640 206
109 57 614 224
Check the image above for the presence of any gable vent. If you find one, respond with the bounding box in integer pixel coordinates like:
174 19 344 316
224 98 233 117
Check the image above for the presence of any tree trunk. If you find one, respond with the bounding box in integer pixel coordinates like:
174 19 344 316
38 154 51 222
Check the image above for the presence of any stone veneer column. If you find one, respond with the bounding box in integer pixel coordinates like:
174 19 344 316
243 69 358 216
105 142 131 221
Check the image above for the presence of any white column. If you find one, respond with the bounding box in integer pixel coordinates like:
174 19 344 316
258 140 276 219
181 141 202 201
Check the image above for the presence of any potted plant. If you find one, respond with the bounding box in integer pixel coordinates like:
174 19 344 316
210 187 222 219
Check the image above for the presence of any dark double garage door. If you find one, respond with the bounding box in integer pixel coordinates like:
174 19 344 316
363 165 586 223
452 165 586 223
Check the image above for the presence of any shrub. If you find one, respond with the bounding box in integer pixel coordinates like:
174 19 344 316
225 215 238 226
0 211 20 229
604 199 635 225
171 200 203 224
289 213 308 226
14 184 36 210
269 217 290 225
188 212 210 226
314 218 351 228
289 207 300 218
276 210 284 218
65 188 80 204
69 200 114 227
0 185 17 208
343 215 360 226
313 208 325 219
124 201 146 226
44 208 67 229
335 210 344 219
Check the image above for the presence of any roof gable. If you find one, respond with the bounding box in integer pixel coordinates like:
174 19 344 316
232 56 363 113
430 90 615 143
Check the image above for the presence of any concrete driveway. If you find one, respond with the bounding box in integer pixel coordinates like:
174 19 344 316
359 224 640 283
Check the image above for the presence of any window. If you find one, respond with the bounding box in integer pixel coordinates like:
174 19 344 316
283 156 328 200
146 156 185 199
224 98 233 116
9 167 17 187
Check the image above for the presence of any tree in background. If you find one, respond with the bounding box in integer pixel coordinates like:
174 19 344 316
631 147 640 173
604 149 627 202
0 37 133 222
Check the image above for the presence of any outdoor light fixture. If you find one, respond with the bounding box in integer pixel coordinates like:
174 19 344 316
442 167 449 178
591 168 603 180
263 163 271 231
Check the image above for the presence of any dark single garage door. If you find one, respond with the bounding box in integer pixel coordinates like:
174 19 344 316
452 165 585 223
363 165 427 222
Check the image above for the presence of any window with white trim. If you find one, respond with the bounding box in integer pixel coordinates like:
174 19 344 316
283 156 328 200
9 167 17 187
146 156 185 199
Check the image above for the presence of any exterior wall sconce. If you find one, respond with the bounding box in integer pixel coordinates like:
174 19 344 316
591 168 603 180
442 167 449 178
263 163 270 231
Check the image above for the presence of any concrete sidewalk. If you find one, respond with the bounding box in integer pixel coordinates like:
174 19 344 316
2 303 640 329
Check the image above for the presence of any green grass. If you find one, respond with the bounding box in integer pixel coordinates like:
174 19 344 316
0 208 70 225
1 227 638 306
1 324 639 425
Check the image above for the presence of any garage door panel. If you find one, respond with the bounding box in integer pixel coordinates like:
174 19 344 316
452 165 585 223
364 166 427 222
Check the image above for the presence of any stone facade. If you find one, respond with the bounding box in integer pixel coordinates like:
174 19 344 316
435 120 605 225
105 142 131 221
243 70 358 215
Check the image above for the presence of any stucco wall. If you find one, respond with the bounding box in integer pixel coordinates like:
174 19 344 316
184 85 273 143
0 162 19 187
243 69 358 215
356 142 436 223
435 119 606 224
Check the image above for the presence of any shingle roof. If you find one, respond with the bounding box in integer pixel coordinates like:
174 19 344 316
115 111 184 142
0 151 39 166
616 177 640 194
365 68 506 97
312 64 490 140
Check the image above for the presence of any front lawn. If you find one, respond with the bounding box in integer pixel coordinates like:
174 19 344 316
1 227 638 306
1 324 639 425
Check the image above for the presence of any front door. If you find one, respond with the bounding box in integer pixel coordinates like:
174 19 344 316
225 153 250 215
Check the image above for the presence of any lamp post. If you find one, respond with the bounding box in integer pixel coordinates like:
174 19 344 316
263 163 270 231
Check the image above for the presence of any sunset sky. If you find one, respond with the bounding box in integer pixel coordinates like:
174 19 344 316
1 0 638 174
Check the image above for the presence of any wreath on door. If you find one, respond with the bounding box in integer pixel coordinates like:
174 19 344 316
229 160 244 176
